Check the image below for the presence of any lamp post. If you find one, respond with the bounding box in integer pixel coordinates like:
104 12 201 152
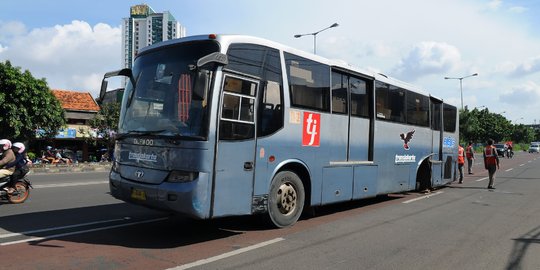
444 73 478 110
294 23 339 54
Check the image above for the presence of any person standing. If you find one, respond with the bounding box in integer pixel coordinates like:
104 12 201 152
466 141 475 174
458 143 465 183
483 139 500 189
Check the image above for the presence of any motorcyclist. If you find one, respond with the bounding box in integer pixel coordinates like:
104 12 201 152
4 142 29 193
0 139 16 179
9 142 30 178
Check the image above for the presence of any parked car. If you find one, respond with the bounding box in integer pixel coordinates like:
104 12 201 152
529 143 540 153
493 144 507 157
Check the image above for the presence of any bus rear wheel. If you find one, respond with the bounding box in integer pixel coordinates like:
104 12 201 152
268 171 305 228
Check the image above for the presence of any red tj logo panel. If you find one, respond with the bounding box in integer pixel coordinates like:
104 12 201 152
302 112 320 147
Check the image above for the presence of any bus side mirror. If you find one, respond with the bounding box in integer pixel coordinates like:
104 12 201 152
197 52 228 68
98 68 135 104
97 80 108 105
190 53 228 100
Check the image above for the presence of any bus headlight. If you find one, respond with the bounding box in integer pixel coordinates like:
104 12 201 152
167 171 199 183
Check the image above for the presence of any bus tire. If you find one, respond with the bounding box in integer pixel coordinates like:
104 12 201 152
268 171 305 228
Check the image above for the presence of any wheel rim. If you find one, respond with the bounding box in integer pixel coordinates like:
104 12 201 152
276 182 297 215
8 183 28 203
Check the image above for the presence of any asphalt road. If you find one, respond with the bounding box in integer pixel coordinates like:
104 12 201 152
1 152 540 270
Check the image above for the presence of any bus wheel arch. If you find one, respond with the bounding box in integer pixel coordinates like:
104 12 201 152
268 163 310 227
416 159 432 191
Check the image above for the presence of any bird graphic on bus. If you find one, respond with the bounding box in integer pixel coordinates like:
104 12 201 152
400 129 415 150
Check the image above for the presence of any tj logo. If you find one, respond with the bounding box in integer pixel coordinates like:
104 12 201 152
302 112 320 147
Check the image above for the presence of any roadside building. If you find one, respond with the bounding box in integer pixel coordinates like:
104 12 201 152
33 89 101 162
122 4 186 70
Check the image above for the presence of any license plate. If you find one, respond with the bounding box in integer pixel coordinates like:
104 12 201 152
131 188 146 200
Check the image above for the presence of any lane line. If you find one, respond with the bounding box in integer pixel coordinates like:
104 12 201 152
402 191 443 204
0 217 130 239
0 217 168 246
476 177 488 182
505 168 513 172
32 181 108 188
168 237 285 270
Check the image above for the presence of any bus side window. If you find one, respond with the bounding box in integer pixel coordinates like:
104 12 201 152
220 76 257 140
258 81 283 136
375 81 406 123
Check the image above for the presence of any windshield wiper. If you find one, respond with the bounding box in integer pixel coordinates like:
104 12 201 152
116 130 166 140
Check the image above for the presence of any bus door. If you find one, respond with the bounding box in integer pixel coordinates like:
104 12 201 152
430 97 443 186
348 76 371 161
340 73 376 199
213 74 259 216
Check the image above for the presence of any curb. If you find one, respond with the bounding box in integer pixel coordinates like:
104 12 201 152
29 163 112 174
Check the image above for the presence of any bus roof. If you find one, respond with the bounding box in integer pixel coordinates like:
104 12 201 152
139 34 434 100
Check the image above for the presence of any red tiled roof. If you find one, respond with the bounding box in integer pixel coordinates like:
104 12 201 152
51 89 100 112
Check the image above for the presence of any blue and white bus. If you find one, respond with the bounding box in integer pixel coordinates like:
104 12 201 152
99 34 458 227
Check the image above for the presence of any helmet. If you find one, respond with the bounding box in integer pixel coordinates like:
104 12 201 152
0 139 12 151
47 146 52 150
13 142 25 154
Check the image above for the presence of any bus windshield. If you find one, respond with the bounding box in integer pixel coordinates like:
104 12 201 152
119 41 220 139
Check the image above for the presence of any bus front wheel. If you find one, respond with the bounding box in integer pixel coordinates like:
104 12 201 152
268 171 305 228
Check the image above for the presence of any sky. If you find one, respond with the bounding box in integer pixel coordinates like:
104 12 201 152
1 0 540 125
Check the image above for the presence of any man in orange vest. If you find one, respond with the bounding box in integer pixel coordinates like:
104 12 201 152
466 141 475 174
483 139 500 189
457 143 465 183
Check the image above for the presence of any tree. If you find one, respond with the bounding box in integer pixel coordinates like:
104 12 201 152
511 124 535 144
460 107 534 145
0 61 65 141
87 101 120 152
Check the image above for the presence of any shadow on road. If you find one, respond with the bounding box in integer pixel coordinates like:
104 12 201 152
0 194 403 249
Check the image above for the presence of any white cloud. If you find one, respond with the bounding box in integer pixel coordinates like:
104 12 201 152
509 6 528 13
0 20 121 98
392 42 462 81
487 0 502 10
496 56 540 77
0 21 26 42
499 81 540 105
511 56 540 76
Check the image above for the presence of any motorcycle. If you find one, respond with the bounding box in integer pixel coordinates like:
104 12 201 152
0 174 32 204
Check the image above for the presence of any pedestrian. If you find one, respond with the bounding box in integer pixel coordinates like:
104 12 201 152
466 141 475 174
458 143 465 183
483 139 500 189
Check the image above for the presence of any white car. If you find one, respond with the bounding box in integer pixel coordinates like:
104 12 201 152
529 144 540 153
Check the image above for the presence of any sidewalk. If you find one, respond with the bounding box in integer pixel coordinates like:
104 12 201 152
29 162 112 174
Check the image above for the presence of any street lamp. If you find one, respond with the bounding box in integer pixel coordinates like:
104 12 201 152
294 23 339 54
444 73 478 110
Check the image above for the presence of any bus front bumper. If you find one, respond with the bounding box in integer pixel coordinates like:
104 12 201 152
109 171 211 219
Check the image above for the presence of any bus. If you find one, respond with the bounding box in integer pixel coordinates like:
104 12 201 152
99 34 459 227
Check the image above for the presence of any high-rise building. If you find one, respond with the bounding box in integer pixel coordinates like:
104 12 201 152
121 4 186 69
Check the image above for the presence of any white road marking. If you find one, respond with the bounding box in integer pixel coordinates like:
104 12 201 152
476 177 488 182
168 237 285 270
32 181 108 188
505 168 513 172
0 217 130 239
402 191 443 204
0 217 168 246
